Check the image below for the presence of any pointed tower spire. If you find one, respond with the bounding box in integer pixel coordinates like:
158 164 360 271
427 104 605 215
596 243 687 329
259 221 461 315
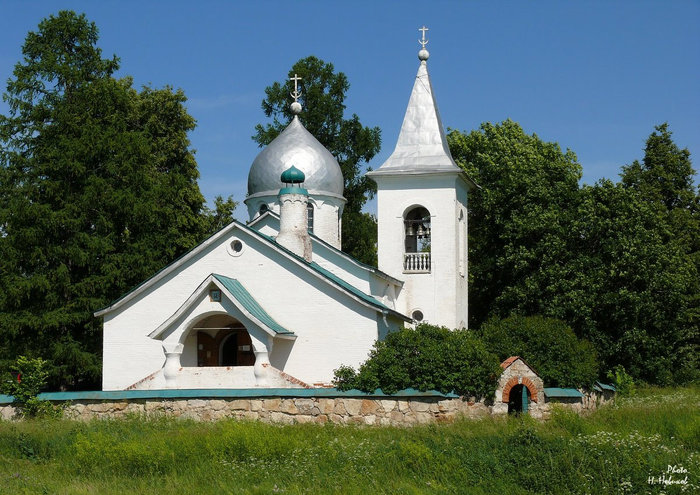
368 28 473 331
368 27 464 177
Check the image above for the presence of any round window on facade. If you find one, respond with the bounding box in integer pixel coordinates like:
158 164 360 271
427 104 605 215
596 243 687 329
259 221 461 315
227 238 245 257
412 310 424 322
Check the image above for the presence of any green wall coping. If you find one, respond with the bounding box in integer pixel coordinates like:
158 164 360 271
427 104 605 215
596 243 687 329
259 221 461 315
0 388 458 404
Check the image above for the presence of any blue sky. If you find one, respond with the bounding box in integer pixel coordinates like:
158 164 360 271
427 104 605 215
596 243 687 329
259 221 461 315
2 1 698 218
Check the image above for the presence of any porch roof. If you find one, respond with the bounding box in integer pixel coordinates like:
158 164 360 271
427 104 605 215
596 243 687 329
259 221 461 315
148 274 295 340
212 274 294 336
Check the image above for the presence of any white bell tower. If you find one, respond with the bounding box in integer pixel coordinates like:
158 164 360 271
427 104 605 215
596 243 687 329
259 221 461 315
367 27 476 330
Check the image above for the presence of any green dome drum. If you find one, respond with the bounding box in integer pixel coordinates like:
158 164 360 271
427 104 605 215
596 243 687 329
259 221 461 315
280 165 305 185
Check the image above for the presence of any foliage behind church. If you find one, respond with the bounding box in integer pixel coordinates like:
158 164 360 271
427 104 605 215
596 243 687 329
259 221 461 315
0 11 697 390
449 122 698 385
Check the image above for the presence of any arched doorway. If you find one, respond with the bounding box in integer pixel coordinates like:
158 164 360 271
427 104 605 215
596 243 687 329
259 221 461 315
192 314 256 367
508 384 530 415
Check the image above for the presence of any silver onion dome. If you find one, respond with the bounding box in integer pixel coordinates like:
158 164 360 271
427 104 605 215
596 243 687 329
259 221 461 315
247 116 345 199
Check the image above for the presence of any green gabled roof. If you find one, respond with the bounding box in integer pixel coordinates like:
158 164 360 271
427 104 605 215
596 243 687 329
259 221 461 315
239 225 410 322
309 261 399 316
212 274 295 336
543 388 583 399
308 232 403 286
250 210 402 286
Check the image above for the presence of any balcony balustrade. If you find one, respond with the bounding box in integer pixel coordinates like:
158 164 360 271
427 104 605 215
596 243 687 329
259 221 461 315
404 252 431 273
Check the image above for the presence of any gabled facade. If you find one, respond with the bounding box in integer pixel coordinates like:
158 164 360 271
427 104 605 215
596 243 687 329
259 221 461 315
97 219 408 390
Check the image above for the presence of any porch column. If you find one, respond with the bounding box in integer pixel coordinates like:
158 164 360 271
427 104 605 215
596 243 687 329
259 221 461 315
251 335 273 386
162 342 184 389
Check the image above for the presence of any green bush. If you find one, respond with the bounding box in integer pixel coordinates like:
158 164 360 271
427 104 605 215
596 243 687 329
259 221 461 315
476 315 599 388
607 364 636 396
333 324 502 399
1 356 61 418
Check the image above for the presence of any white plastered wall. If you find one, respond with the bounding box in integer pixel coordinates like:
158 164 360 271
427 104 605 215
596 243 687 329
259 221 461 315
375 173 468 330
101 225 399 390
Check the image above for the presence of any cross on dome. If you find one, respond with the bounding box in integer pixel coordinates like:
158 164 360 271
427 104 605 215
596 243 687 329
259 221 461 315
289 73 302 115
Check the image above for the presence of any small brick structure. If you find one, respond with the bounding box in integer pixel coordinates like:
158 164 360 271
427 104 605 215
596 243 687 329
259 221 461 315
493 356 546 418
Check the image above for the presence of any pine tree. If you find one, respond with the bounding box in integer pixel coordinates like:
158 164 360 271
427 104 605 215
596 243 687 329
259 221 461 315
0 11 211 389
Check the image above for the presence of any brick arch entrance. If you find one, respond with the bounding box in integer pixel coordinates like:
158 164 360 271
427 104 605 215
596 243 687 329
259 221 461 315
502 377 539 404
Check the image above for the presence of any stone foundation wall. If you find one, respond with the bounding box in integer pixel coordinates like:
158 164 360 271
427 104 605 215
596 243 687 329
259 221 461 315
2 396 493 425
0 390 605 423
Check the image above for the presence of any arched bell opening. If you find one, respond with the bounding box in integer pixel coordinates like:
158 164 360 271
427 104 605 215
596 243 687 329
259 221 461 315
189 314 256 367
404 206 431 273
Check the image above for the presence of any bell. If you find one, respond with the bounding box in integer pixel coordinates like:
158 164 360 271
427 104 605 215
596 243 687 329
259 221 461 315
425 226 431 236
416 224 425 237
406 223 415 236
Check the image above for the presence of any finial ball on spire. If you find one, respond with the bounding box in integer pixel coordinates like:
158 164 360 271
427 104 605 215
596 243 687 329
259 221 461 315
290 101 302 115
418 48 430 61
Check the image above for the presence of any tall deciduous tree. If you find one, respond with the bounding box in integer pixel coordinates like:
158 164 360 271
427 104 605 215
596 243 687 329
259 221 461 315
621 123 696 211
568 181 698 384
621 123 700 267
447 120 582 328
0 11 217 389
253 56 381 264
448 120 698 384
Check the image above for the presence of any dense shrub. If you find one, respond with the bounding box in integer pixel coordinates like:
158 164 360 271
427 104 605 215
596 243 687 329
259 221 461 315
476 315 599 388
333 324 502 398
0 356 60 418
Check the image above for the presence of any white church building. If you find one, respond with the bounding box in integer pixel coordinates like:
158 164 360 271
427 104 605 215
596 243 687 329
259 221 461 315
96 32 476 391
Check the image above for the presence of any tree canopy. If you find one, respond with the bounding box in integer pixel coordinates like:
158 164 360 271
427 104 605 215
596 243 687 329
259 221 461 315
253 56 381 264
447 120 583 327
0 11 229 389
448 120 698 385
477 316 598 389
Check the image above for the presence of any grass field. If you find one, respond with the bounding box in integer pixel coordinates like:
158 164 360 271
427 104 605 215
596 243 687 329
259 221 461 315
0 387 698 494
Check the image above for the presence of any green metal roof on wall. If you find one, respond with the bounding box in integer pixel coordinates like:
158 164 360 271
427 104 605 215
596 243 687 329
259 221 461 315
594 382 616 392
213 274 295 335
543 388 583 398
0 388 458 404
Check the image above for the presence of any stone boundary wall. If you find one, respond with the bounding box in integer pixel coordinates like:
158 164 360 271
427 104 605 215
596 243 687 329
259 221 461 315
1 395 492 424
0 390 605 423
